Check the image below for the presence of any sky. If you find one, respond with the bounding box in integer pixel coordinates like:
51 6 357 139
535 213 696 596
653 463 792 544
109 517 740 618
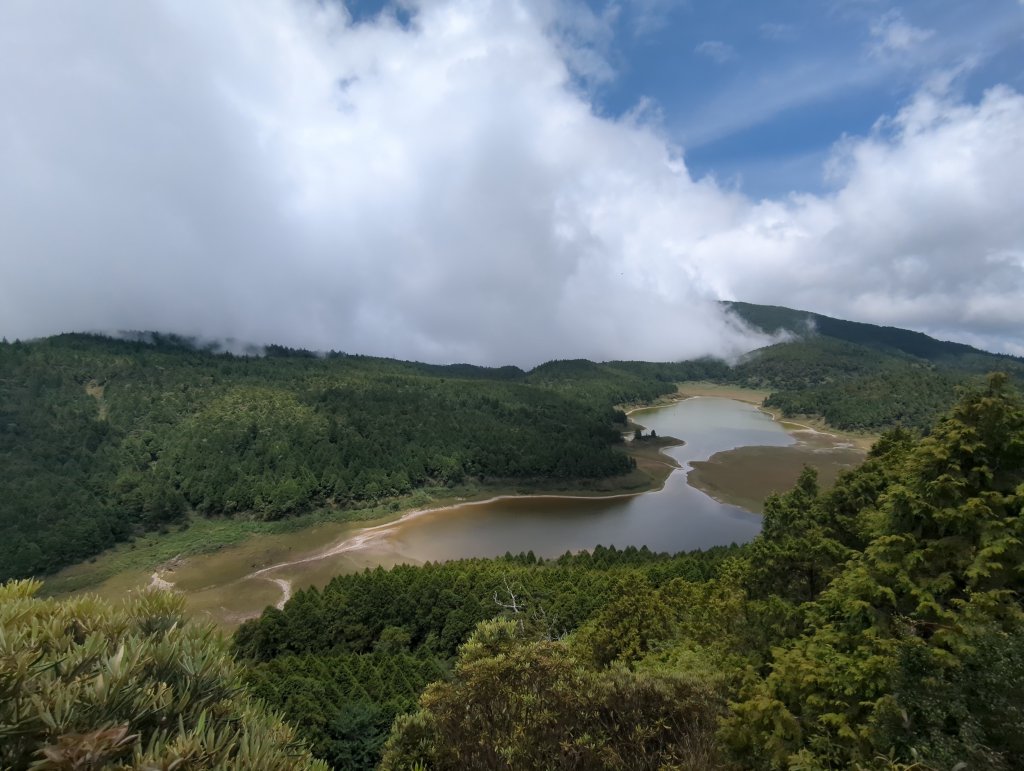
1 0 1022 364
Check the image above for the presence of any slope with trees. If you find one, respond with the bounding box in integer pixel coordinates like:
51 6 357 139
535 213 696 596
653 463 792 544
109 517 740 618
0 335 656 581
0 580 326 770
3 305 1019 584
236 375 1024 769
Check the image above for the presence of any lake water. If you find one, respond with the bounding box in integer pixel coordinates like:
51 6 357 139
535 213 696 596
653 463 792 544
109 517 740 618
59 396 808 626
370 397 793 562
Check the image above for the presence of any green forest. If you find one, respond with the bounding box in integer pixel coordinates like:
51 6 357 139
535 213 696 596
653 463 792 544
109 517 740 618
0 580 328 770
235 374 1024 769
5 373 1022 769
2 303 1020 582
0 334 655 581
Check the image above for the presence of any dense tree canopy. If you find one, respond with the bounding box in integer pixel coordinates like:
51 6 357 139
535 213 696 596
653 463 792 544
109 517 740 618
4 314 1017 582
0 580 326 770
0 335 654 580
233 546 738 766
5 304 1023 769
236 375 1024 770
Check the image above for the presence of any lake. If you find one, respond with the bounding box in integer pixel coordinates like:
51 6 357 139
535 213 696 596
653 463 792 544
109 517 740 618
58 396 864 626
364 397 792 563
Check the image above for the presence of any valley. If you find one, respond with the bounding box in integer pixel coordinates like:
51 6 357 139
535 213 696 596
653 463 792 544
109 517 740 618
47 394 864 627
4 305 1022 770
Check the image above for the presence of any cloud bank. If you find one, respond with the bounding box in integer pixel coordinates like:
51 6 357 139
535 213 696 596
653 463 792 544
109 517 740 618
0 0 1021 363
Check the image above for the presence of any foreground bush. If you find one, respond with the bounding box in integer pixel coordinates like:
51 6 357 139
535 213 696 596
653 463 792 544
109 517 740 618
379 618 724 770
0 581 327 770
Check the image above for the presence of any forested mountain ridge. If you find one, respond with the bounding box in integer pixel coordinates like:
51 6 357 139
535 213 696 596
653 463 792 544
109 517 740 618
2 310 1019 583
236 374 1024 769
0 333 661 581
721 301 1024 431
3 321 1022 768
724 300 1021 367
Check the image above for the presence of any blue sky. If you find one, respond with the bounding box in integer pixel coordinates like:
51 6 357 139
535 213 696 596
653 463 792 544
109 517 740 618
340 0 1024 198
1 0 1023 361
580 0 1024 196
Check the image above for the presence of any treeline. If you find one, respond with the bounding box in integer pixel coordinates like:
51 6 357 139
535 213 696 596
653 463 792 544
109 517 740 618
3 309 1019 581
2 335 665 581
0 580 327 770
743 338 969 431
616 336 1015 434
724 299 1017 365
237 374 1024 769
234 545 741 766
724 301 1024 431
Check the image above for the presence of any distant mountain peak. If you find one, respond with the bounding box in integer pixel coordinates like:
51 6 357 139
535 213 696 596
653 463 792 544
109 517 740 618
723 300 1017 364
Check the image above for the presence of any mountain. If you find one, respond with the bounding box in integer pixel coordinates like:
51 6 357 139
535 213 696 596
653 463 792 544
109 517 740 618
710 301 1023 432
3 316 1023 769
236 376 1024 770
1 307 1019 583
725 300 1021 369
0 333 657 582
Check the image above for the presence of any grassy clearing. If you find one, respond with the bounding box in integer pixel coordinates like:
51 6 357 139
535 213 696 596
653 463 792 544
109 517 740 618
688 443 866 513
43 497 437 596
761 409 879 451
674 381 772 404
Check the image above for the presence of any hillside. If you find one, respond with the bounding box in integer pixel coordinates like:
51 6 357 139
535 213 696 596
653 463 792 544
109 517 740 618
724 300 1018 366
234 375 1024 769
0 334 665 581
720 301 1024 431
2 324 1023 768
1 310 1018 582
5 367 1021 770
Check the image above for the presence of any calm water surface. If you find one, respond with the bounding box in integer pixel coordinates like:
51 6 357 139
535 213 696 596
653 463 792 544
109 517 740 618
377 397 792 561
71 397 798 626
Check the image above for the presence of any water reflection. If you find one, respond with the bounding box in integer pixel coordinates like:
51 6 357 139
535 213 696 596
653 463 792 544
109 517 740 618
378 397 792 560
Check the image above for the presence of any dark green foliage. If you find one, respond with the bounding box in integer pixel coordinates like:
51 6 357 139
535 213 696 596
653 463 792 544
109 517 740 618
233 546 740 769
526 358 678 405
0 580 327 770
379 619 724 770
725 300 1021 366
607 357 735 384
0 334 659 581
743 467 850 604
235 374 1024 770
244 652 446 768
726 301 1023 432
725 374 1024 769
760 357 964 431
4 307 1018 581
8 313 1024 769
234 546 741 662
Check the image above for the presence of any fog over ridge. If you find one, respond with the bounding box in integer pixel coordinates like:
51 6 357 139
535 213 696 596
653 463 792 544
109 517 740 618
1 0 1021 363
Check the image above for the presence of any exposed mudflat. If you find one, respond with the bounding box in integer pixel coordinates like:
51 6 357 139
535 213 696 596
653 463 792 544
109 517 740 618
54 396 868 629
688 427 865 512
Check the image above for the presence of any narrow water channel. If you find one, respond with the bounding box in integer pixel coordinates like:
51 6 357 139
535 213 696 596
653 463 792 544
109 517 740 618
372 397 792 562
66 397 811 626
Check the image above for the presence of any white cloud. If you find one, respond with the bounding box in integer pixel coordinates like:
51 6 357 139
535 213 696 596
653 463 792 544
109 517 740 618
534 0 620 87
0 0 770 366
627 0 684 37
698 84 1024 352
869 9 934 59
0 0 1021 364
694 40 736 64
